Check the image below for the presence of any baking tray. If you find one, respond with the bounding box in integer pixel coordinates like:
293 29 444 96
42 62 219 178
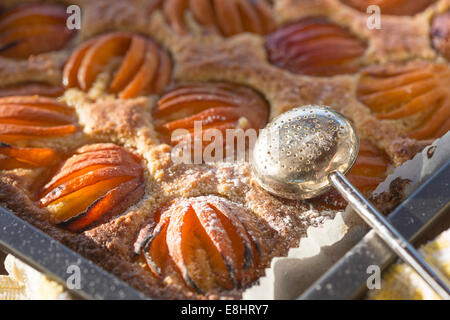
0 205 147 300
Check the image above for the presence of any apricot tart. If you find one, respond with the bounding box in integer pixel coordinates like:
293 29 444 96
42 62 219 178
0 0 448 300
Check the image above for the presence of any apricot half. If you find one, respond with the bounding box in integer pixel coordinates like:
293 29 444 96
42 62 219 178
0 4 76 59
0 96 78 143
153 82 269 155
63 32 172 98
162 0 275 36
265 17 367 76
39 143 144 232
357 62 450 140
138 196 263 293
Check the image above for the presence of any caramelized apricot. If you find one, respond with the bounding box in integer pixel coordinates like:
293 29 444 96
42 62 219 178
357 63 450 140
266 17 367 76
340 0 437 16
0 96 79 143
162 0 275 36
63 32 172 98
431 11 450 61
0 4 76 59
39 143 144 232
153 82 269 154
0 142 59 170
139 196 263 293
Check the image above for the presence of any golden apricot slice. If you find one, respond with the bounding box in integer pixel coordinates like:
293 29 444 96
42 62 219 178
431 11 450 61
63 32 172 98
138 196 263 293
153 82 269 152
0 4 76 59
119 41 159 99
63 39 96 89
0 96 79 143
78 33 131 91
109 36 147 94
265 17 367 76
313 140 390 210
0 142 59 170
38 143 144 231
340 0 437 16
162 0 275 36
357 62 450 140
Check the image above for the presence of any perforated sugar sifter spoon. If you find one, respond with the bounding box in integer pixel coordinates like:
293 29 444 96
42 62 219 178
251 105 450 299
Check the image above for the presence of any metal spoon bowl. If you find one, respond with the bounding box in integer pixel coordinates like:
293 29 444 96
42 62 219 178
252 105 358 199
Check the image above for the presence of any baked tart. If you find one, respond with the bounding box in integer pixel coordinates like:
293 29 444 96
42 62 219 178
0 0 448 300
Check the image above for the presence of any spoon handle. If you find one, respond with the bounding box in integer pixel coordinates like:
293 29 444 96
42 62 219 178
329 170 450 300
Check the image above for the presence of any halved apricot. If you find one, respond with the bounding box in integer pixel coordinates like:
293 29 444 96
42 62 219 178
38 143 144 231
357 62 450 140
162 0 275 36
63 32 172 98
0 96 78 143
153 82 269 154
265 17 367 76
138 196 263 293
0 4 76 59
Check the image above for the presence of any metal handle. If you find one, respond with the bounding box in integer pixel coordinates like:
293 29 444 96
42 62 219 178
329 170 450 300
